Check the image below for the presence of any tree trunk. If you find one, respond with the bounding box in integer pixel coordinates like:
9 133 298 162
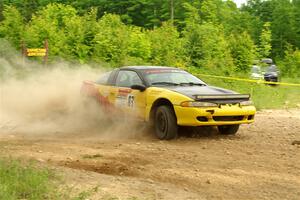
170 0 174 23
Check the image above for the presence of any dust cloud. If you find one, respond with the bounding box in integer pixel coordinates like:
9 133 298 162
0 56 146 140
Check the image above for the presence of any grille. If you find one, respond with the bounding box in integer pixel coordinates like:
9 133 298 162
197 116 208 122
213 116 244 121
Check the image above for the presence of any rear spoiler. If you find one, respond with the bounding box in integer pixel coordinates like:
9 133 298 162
193 94 250 103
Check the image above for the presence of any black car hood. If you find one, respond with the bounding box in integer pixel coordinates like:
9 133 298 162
165 85 249 103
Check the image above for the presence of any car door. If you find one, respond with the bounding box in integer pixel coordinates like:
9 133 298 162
91 70 119 112
111 70 147 120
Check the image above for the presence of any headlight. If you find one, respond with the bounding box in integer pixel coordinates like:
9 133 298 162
180 101 218 107
240 100 253 106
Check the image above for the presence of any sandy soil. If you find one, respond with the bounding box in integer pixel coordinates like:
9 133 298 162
0 109 299 200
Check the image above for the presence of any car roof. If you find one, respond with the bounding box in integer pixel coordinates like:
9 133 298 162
120 66 179 71
261 58 273 64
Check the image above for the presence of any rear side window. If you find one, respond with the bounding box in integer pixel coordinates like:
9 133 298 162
96 72 111 85
115 70 143 87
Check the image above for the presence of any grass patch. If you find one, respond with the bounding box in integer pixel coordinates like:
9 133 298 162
0 158 98 200
0 158 62 200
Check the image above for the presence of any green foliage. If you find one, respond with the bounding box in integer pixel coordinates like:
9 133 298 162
96 0 187 28
93 14 129 66
0 5 24 47
184 22 234 73
63 9 98 63
278 45 300 77
271 0 297 57
200 0 219 24
294 0 300 48
0 0 299 77
24 3 77 59
229 32 256 71
258 22 272 58
243 0 299 58
0 158 59 200
182 2 201 25
0 2 4 21
0 158 100 200
148 22 185 67
127 27 151 61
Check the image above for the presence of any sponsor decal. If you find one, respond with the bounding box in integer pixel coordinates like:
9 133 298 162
118 88 132 96
116 88 133 107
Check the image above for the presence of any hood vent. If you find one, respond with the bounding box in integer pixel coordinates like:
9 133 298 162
193 94 250 104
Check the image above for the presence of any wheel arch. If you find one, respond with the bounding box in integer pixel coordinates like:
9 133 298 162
149 98 176 125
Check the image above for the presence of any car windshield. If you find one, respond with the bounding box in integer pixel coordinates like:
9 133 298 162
266 65 277 73
143 69 206 86
251 66 261 73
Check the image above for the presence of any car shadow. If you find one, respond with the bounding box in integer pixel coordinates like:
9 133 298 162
178 126 240 140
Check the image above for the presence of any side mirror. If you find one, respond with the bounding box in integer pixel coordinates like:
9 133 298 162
131 84 146 92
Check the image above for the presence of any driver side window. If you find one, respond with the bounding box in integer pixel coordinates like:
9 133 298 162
115 70 143 88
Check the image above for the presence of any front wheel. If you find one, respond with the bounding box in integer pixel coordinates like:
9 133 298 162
218 125 240 135
154 105 178 140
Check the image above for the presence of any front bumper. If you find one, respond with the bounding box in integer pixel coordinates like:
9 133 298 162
174 105 256 126
264 76 279 82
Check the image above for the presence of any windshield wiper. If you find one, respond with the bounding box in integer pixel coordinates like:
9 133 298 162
179 82 206 86
151 82 179 86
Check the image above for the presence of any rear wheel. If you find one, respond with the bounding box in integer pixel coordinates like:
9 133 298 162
154 105 178 140
218 125 240 135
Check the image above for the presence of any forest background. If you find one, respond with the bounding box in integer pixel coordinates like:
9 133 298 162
1 0 299 76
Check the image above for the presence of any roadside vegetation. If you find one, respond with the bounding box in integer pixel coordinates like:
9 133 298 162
0 158 62 200
0 0 299 78
0 158 102 200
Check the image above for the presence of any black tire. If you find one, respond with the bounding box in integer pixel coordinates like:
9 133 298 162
218 125 240 135
154 105 178 140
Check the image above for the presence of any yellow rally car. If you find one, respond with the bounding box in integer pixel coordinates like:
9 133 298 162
81 66 256 140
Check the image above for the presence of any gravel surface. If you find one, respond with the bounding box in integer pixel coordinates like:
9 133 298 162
0 109 299 200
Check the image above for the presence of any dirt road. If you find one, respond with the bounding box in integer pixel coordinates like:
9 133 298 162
0 109 299 200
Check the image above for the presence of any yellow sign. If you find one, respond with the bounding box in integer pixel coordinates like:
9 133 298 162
26 48 47 57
